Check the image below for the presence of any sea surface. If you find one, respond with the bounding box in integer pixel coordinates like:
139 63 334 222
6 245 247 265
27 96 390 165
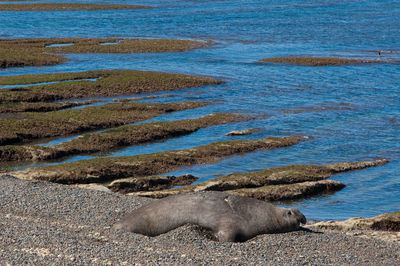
1 0 399 220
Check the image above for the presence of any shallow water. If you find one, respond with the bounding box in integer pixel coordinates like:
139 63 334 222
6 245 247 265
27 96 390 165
1 0 399 220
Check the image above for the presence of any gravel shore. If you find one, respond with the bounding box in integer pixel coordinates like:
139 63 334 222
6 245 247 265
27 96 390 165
1 174 399 265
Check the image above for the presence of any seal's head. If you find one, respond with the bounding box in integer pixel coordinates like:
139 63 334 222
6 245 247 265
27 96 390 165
285 208 307 227
275 207 307 232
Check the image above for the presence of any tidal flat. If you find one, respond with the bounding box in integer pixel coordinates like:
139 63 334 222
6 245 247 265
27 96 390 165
0 100 98 113
0 69 222 102
260 56 382 66
10 136 306 184
0 101 206 145
0 38 211 68
0 113 247 162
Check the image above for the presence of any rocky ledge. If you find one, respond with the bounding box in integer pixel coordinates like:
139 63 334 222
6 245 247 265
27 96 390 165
305 211 400 242
131 159 388 201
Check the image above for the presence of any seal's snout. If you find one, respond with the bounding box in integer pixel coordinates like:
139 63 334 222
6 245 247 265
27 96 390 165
299 213 307 225
290 208 307 225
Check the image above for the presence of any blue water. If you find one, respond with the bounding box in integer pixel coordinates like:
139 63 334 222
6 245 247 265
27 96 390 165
1 0 399 220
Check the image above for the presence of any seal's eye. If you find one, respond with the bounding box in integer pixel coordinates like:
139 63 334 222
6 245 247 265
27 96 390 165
287 210 292 216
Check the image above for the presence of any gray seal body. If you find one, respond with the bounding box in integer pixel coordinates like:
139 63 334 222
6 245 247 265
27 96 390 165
113 191 306 242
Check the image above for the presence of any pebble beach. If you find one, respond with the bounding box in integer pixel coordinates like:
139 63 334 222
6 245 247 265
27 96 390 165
1 174 398 265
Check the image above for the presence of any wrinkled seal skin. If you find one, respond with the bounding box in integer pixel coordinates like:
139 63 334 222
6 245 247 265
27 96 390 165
113 191 306 242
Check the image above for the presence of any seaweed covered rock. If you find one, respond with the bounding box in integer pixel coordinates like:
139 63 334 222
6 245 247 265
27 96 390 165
0 113 246 162
107 174 199 194
0 69 222 102
0 101 206 145
9 136 305 184
260 56 381 66
0 39 211 68
131 159 388 201
227 180 345 201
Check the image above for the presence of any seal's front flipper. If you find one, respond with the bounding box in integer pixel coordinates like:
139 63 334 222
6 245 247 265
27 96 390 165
215 216 246 242
215 228 237 242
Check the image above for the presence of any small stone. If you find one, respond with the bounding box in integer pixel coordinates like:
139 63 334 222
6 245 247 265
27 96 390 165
226 128 263 136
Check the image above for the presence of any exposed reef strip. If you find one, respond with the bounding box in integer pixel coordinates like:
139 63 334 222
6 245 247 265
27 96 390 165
130 159 388 200
0 70 223 102
0 38 211 68
108 174 199 194
0 100 98 113
260 57 382 66
227 180 345 201
0 113 247 162
0 101 206 145
9 136 306 184
0 97 162 113
0 3 150 11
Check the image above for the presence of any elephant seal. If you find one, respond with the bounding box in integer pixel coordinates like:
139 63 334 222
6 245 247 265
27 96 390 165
113 191 306 242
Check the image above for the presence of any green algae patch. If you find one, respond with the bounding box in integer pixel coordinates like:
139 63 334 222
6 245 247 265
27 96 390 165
0 3 150 11
0 100 98 113
0 38 210 68
0 113 248 162
0 101 206 145
260 57 380 66
0 70 223 102
10 136 306 184
131 159 388 199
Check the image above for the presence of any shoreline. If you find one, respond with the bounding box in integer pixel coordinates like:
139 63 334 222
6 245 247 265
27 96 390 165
1 174 398 264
